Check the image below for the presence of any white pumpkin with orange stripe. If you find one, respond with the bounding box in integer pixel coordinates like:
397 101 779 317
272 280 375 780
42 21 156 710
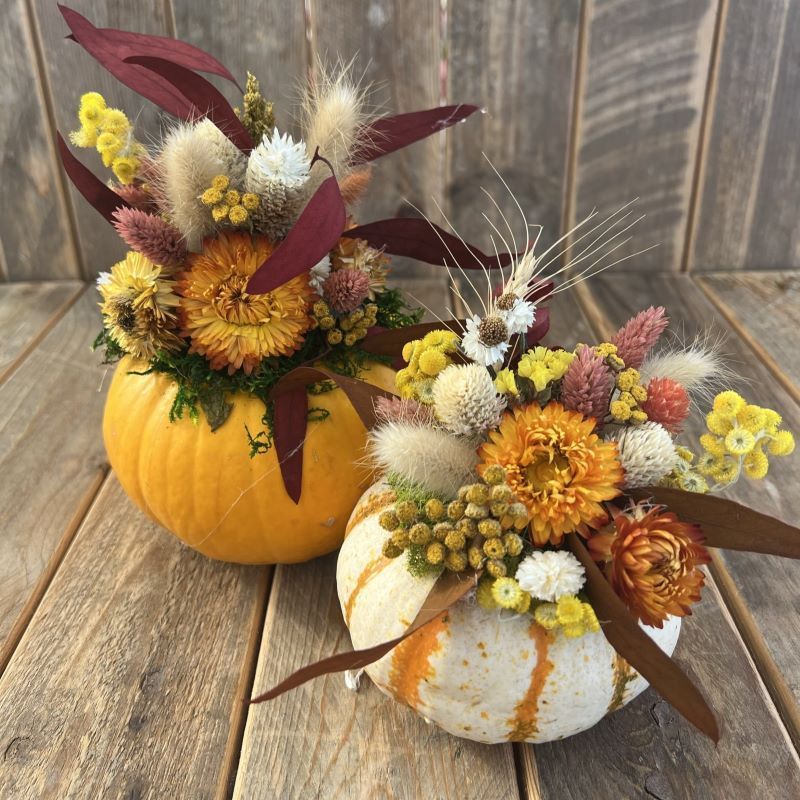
337 481 682 744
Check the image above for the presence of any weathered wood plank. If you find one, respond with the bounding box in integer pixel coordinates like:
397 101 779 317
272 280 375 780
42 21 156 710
233 555 522 800
0 281 83 381
0 288 107 667
580 272 800 740
572 0 717 272
171 0 307 135
446 0 581 262
690 1 800 271
698 272 800 402
0 0 80 280
309 0 443 276
0 476 269 799
30 0 173 278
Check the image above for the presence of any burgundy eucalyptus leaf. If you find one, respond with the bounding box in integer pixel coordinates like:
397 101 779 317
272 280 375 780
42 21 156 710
246 175 346 295
353 105 480 163
343 218 515 270
57 133 132 224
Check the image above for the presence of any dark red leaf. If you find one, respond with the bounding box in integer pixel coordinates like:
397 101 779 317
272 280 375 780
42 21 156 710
251 569 479 703
528 280 554 304
63 13 241 90
270 365 396 503
568 534 719 742
125 56 253 151
60 5 194 118
353 105 480 162
56 133 131 224
343 218 514 270
246 175 346 295
527 306 550 343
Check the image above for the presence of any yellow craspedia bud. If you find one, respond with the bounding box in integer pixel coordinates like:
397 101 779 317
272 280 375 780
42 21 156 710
111 155 138 185
424 498 445 521
78 93 106 126
631 384 648 403
224 189 241 206
240 192 259 211
96 132 122 154
630 409 648 424
768 430 795 456
80 91 106 111
395 500 418 524
534 602 559 630
201 187 223 206
617 368 639 391
556 595 584 625
699 433 726 457
486 558 507 578
211 175 230 191
610 400 632 421
422 329 459 352
444 550 468 572
69 127 98 148
737 404 767 433
762 408 782 434
228 204 249 225
713 390 745 417
395 368 413 390
418 348 448 376
594 342 618 358
618 391 637 407
706 411 733 436
401 340 418 363
212 204 230 222
494 368 519 396
744 450 769 479
426 541 446 565
379 510 399 531
724 427 756 456
326 329 343 346
101 109 130 135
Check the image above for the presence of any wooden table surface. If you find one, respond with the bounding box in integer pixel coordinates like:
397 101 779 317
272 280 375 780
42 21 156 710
0 271 798 800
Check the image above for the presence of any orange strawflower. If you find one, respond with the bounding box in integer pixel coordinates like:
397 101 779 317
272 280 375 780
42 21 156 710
176 231 313 374
477 402 623 545
587 504 710 627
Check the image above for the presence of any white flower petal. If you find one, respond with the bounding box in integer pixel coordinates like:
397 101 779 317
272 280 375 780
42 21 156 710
516 551 586 602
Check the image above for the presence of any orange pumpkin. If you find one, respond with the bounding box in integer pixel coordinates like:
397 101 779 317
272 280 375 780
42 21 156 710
103 356 396 563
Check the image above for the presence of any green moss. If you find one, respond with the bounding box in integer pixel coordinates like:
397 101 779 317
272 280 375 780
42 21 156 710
406 544 443 578
386 473 449 509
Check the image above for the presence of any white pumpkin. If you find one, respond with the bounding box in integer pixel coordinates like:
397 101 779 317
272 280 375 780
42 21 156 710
337 480 682 744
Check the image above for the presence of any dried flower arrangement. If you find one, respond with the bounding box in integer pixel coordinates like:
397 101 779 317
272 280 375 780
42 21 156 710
252 191 800 743
56 6 498 563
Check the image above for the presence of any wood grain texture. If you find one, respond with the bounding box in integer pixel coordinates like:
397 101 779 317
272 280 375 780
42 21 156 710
699 271 800 402
532 577 800 799
572 0 717 272
0 281 82 381
171 0 307 135
0 476 269 800
233 555 521 800
0 288 107 661
309 0 443 277
446 0 580 262
689 1 800 271
0 0 80 280
30 0 173 278
582 273 800 720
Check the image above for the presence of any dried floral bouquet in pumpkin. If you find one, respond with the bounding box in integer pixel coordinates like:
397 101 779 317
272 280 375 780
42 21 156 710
252 193 800 743
56 6 485 564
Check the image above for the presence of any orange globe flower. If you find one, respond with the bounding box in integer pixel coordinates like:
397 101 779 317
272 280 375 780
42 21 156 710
477 402 623 545
176 231 314 374
587 505 710 627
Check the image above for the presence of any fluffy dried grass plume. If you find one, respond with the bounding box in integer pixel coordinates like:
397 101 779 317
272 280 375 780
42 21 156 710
368 422 479 497
300 60 374 197
157 123 224 250
194 119 248 185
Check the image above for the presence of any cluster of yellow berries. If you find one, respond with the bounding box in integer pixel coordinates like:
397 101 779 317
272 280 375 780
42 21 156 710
200 175 260 226
494 346 575 400
312 300 377 347
667 391 794 492
396 330 460 404
70 92 142 184
380 465 529 576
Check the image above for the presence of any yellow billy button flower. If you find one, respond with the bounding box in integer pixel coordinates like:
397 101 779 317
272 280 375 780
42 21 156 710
418 348 448 376
769 430 795 456
201 187 224 206
212 204 230 223
242 193 260 211
713 390 746 417
610 400 632 422
228 205 249 225
211 174 230 191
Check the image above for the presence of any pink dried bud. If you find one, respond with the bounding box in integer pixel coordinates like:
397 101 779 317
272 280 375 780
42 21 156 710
112 207 187 268
611 306 669 368
113 184 155 210
560 344 612 426
323 268 371 314
642 377 690 434
374 396 435 425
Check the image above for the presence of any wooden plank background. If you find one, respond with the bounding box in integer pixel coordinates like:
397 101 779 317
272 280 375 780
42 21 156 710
3 0 800 281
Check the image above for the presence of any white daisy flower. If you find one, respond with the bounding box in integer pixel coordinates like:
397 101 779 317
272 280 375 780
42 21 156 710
497 296 536 335
245 128 311 193
309 255 331 294
461 314 509 369
515 551 586 602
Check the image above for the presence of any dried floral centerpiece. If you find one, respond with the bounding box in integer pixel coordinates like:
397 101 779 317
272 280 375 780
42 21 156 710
251 192 800 744
56 6 491 564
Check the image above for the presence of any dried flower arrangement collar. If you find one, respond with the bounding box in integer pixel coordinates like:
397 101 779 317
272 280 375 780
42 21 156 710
57 5 511 502
252 192 800 742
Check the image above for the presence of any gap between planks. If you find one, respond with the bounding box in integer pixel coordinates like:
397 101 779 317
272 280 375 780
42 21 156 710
573 275 800 756
0 282 87 386
0 464 109 676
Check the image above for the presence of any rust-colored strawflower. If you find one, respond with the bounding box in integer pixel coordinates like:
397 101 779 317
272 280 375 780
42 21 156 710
477 402 623 545
611 306 668 369
642 376 690 434
587 504 710 627
176 231 313 374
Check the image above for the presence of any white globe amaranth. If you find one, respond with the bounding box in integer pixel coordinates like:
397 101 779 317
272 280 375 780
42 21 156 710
432 363 506 437
245 128 311 193
607 420 679 488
